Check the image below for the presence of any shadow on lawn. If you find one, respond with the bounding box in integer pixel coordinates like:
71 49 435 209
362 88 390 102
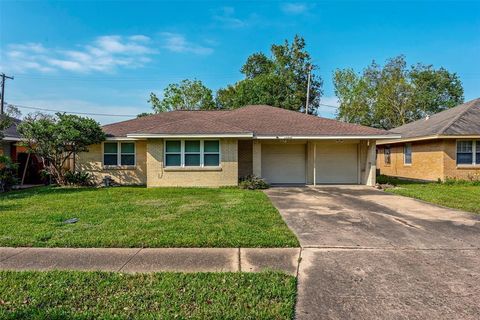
0 185 145 201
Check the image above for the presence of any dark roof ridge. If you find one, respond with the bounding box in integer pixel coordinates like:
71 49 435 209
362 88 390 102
438 99 480 135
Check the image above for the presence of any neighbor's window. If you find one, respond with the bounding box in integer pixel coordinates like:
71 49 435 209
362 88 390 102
477 141 480 164
404 143 412 165
384 146 391 165
456 141 474 165
103 142 136 166
164 140 220 167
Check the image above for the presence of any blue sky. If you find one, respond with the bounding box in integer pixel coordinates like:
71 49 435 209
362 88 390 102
1 0 479 124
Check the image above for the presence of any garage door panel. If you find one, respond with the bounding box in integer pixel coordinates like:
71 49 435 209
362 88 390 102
316 144 358 184
262 144 306 184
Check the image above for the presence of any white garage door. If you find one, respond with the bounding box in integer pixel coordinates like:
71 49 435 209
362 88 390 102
262 144 306 184
316 143 358 184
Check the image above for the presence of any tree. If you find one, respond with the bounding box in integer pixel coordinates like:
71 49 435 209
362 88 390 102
17 112 105 185
216 35 323 114
149 79 215 112
333 55 464 129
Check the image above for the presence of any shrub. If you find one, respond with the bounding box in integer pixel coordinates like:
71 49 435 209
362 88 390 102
239 175 270 190
64 170 94 186
0 155 19 192
376 174 401 186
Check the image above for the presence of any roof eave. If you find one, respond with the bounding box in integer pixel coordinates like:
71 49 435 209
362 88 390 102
254 134 401 140
126 133 254 138
377 134 480 145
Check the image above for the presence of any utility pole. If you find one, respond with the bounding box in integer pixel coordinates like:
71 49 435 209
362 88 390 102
1 73 14 115
305 66 312 114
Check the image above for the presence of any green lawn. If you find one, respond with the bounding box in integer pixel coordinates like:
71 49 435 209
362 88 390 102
0 186 299 248
386 182 480 214
0 271 296 319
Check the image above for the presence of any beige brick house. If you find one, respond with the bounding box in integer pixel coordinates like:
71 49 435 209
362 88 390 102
77 105 397 187
377 98 480 181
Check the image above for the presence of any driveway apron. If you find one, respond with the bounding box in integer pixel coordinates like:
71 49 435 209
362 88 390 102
266 186 480 320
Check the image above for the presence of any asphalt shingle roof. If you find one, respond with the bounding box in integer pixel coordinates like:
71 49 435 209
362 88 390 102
103 105 392 137
390 98 480 139
0 116 21 139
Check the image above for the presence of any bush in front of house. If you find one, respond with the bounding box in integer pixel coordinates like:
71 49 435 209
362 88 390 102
239 175 270 190
64 170 94 186
0 155 19 192
376 174 402 186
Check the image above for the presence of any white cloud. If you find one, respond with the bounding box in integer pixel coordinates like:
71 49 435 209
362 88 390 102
281 3 308 15
213 6 249 28
3 35 155 74
160 32 213 55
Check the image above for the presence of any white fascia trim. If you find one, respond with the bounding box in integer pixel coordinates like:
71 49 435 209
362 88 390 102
377 134 480 145
254 135 401 140
1 137 23 142
106 137 145 141
126 133 254 138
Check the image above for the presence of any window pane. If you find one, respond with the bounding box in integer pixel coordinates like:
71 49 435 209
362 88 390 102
104 154 118 165
457 141 472 153
204 154 220 166
477 142 480 164
166 154 181 166
204 140 219 152
384 147 391 164
104 143 118 154
185 140 200 152
457 153 473 165
404 144 412 164
166 140 181 152
121 154 135 166
121 143 135 154
185 154 200 166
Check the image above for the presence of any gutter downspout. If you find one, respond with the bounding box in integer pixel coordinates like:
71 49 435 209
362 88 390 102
313 142 317 186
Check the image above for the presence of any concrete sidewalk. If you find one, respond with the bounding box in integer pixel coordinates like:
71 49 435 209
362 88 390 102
0 247 300 275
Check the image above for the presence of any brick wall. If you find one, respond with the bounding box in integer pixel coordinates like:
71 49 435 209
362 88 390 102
146 138 238 187
237 140 253 179
377 138 480 181
377 140 444 181
76 141 147 185
443 139 480 180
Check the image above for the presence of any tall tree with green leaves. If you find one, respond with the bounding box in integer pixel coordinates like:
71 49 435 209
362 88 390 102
149 79 215 112
216 35 323 114
18 113 105 185
333 55 464 129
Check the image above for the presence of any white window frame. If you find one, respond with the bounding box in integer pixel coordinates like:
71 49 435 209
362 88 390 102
164 139 221 167
102 141 136 167
456 139 479 166
404 143 412 165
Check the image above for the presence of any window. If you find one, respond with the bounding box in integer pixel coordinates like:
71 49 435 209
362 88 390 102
477 141 480 164
103 142 136 166
456 140 480 165
203 140 220 166
164 140 220 167
404 143 412 165
384 146 391 165
165 140 181 166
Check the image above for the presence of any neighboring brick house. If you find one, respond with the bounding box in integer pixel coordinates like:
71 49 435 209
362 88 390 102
77 105 397 187
377 98 480 181
0 117 44 184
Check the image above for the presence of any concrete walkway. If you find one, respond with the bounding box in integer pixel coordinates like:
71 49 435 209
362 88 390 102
0 247 300 275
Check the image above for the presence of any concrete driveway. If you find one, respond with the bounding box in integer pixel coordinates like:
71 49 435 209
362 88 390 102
265 186 480 320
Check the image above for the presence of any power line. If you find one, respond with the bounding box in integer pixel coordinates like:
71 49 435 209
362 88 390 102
10 104 137 117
